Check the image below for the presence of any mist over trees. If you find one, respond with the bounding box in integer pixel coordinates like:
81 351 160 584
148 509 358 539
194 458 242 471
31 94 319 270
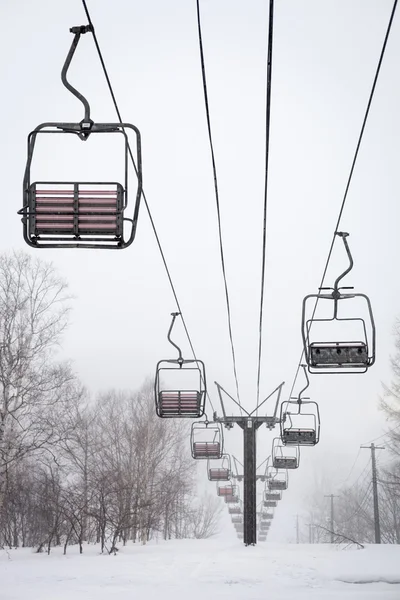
0 252 222 553
304 322 400 545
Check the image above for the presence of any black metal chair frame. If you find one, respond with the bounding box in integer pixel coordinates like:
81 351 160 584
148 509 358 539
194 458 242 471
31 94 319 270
272 437 300 469
191 420 223 460
301 233 375 374
267 466 288 491
280 366 320 446
264 491 281 502
19 25 142 249
155 313 207 418
207 453 231 481
217 484 237 497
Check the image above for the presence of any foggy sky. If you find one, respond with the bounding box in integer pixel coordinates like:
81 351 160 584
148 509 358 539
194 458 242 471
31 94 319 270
1 0 399 541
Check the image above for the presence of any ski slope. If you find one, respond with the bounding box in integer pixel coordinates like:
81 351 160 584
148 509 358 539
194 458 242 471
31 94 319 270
1 539 399 599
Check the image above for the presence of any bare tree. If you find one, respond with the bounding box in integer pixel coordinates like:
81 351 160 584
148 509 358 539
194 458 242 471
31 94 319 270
0 252 74 521
380 319 400 456
189 493 223 539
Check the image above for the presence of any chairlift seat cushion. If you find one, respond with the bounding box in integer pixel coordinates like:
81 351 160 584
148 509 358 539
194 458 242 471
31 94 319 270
309 342 368 367
29 183 123 237
225 495 239 503
232 516 243 524
159 390 201 417
273 457 298 469
263 501 277 508
228 506 241 514
283 428 317 445
193 442 221 459
217 486 236 497
265 492 281 501
269 480 287 490
209 468 230 481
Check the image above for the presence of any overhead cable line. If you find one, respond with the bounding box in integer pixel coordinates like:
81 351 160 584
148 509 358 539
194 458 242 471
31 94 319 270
288 0 398 399
80 0 216 414
256 0 275 409
362 423 400 446
337 448 362 489
338 481 373 525
195 0 242 411
345 457 372 491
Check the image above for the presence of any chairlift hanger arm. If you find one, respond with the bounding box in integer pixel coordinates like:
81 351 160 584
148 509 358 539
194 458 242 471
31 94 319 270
62 25 94 134
167 312 183 363
333 232 353 293
297 365 309 403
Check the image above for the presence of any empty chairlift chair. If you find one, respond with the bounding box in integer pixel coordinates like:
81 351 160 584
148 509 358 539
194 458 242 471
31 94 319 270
268 467 288 491
191 421 223 460
231 515 243 525
225 494 239 504
260 512 274 527
155 313 206 418
208 454 231 481
272 437 300 470
19 25 142 249
302 232 375 374
280 366 320 446
265 491 281 502
217 484 237 498
228 505 241 515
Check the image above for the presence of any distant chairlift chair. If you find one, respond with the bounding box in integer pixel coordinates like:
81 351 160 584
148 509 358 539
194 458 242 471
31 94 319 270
272 437 300 469
208 454 231 481
280 366 320 446
191 420 223 460
268 467 288 491
155 313 206 418
302 232 375 374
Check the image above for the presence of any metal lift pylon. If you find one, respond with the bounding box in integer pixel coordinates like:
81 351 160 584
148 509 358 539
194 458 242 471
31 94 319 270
214 381 284 546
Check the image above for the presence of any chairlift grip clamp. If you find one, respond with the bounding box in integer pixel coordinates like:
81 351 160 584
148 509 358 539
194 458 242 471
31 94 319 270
69 25 94 35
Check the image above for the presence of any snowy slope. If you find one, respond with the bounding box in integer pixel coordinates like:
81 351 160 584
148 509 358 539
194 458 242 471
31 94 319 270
1 540 399 600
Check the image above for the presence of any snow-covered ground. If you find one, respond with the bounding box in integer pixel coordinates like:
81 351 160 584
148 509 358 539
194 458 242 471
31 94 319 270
1 539 399 600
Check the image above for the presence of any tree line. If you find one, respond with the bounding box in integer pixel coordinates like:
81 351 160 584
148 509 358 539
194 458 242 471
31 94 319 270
306 321 400 545
0 252 221 554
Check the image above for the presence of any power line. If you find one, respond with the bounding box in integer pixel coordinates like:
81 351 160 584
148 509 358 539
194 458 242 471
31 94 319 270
347 457 372 490
337 482 373 525
362 423 400 446
288 0 398 399
80 0 217 414
256 0 275 410
195 0 242 411
337 448 362 489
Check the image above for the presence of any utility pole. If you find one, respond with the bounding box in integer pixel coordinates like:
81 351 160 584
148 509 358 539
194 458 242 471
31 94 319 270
361 443 385 544
214 381 283 546
296 514 299 544
324 494 338 543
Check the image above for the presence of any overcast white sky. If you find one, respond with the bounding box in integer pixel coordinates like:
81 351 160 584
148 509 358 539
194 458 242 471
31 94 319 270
1 0 399 541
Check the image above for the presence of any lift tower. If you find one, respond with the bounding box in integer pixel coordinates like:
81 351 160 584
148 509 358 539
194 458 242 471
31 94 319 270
214 382 284 546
